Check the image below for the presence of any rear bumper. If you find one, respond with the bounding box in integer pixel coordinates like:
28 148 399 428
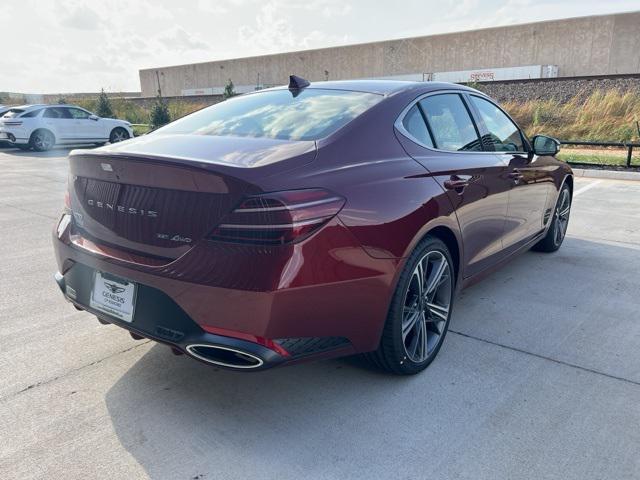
52 215 400 369
0 129 28 144
54 267 287 370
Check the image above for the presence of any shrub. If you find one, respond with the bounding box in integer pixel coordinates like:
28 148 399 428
223 79 236 99
150 95 171 128
95 88 114 118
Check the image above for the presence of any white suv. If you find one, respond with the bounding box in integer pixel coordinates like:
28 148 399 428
0 104 135 151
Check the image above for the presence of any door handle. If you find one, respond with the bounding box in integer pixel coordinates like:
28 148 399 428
444 175 471 192
507 169 524 182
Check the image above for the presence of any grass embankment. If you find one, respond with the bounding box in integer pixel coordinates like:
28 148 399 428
73 97 206 132
502 89 640 166
69 88 640 166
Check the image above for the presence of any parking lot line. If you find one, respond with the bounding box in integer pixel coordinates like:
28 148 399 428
573 179 603 196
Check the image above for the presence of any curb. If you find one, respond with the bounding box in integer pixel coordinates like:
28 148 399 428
571 168 640 181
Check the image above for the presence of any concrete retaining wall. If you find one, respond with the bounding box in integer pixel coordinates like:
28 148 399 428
140 11 640 97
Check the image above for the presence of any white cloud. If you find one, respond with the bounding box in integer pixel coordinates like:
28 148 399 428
0 0 636 94
58 2 104 30
158 27 210 51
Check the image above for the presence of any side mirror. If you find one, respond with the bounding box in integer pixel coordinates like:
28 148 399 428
89 114 99 121
532 135 560 156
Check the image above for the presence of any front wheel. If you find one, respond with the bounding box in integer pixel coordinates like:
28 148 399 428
366 236 455 375
532 183 571 252
109 127 130 143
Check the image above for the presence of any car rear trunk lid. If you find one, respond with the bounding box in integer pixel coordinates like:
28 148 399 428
67 135 316 261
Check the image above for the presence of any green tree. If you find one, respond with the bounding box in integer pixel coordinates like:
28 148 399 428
96 88 114 118
57 97 67 104
223 79 236 99
150 95 170 128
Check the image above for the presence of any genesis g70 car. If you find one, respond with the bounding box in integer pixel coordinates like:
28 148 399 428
53 76 572 374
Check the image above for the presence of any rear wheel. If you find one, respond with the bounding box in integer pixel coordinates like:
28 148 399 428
533 183 571 252
29 129 55 152
366 236 454 375
109 127 129 143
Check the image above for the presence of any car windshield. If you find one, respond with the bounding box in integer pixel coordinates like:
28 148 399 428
3 109 25 118
155 88 383 141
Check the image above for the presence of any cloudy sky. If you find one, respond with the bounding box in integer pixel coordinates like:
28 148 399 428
1 0 637 94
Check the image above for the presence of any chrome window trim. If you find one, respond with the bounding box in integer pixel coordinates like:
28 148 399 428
395 89 522 156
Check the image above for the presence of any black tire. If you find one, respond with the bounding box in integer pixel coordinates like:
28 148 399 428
109 127 130 143
532 182 571 253
365 236 455 375
29 129 55 152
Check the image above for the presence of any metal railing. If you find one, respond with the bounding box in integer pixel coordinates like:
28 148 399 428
559 140 640 168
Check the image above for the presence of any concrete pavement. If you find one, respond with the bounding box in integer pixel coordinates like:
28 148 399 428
1 147 639 479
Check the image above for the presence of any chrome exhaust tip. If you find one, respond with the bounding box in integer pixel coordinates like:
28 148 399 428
185 344 264 369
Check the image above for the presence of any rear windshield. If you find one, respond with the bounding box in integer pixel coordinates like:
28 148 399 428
154 88 383 141
3 109 24 118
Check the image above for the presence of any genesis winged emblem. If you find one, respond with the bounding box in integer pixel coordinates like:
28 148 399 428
104 281 126 294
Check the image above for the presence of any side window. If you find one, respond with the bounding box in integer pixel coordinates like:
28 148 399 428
419 94 482 152
470 96 525 152
401 105 433 147
44 107 71 119
21 109 43 118
67 108 91 119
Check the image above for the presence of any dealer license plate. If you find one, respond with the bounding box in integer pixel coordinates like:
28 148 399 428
89 272 137 323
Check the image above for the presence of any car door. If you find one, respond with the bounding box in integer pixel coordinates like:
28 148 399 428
43 107 76 142
67 107 102 141
396 92 512 278
467 94 554 252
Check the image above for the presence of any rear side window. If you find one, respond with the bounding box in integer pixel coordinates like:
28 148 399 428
3 109 24 118
470 96 525 152
155 88 383 141
44 107 72 119
419 94 482 152
21 109 43 118
401 105 433 147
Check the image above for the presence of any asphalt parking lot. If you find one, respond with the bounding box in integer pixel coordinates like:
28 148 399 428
1 147 639 480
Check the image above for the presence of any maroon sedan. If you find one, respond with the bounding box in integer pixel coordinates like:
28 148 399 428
53 77 572 375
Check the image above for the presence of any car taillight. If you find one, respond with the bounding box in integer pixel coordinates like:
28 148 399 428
209 189 345 245
64 190 71 210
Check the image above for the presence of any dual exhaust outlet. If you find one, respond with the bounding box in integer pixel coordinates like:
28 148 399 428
185 343 264 369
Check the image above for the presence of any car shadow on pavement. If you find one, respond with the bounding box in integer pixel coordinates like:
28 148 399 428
104 345 411 478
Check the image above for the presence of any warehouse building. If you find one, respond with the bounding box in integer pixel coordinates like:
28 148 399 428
139 11 640 97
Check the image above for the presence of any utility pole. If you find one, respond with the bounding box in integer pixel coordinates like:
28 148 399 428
155 70 163 97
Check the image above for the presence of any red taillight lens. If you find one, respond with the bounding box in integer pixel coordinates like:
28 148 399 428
209 189 345 245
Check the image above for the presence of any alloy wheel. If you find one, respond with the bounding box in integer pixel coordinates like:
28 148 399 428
554 188 571 246
401 250 453 363
111 129 128 143
34 131 53 150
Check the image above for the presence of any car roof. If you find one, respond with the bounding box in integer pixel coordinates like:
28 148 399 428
261 79 478 96
8 104 47 110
